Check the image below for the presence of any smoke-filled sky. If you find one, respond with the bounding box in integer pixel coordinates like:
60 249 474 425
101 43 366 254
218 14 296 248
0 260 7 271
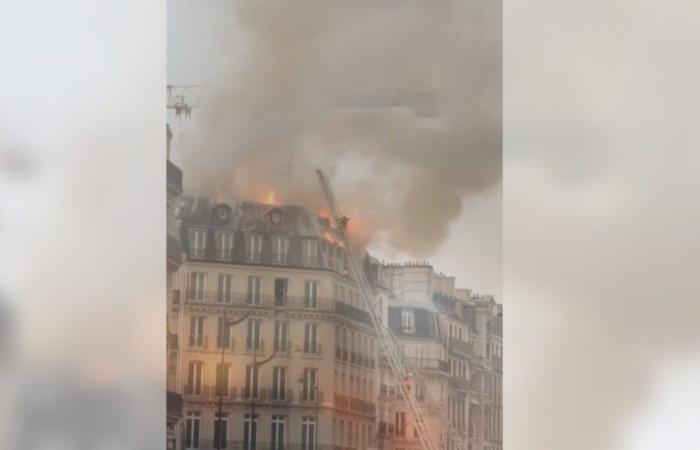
168 0 502 297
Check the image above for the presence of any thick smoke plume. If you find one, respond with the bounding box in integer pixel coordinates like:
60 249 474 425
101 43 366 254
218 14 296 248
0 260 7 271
178 0 501 256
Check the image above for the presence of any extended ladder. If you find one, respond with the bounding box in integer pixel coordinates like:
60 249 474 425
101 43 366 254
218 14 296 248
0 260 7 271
316 170 467 450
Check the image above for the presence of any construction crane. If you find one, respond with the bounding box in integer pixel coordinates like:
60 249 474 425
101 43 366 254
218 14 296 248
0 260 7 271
166 84 199 119
316 170 468 450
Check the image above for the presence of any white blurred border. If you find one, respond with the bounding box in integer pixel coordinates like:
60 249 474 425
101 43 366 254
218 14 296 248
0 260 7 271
505 1 700 449
0 1 164 449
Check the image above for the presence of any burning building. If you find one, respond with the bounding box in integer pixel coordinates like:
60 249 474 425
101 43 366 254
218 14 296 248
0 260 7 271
166 196 502 450
169 197 379 450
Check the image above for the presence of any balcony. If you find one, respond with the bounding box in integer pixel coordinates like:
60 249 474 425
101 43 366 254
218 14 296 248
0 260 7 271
271 252 289 265
298 389 324 405
273 340 292 355
197 442 347 450
245 339 265 353
245 251 262 263
215 248 233 262
188 335 208 349
449 376 470 391
215 336 235 351
333 393 376 417
302 342 322 357
449 337 473 356
183 291 337 313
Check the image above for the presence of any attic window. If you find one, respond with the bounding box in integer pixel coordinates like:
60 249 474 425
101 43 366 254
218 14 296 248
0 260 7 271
401 309 415 333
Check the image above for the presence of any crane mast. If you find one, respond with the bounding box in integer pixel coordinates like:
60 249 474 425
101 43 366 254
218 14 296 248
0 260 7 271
315 170 468 450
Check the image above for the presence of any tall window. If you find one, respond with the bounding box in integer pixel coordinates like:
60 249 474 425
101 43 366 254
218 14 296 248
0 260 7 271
246 319 261 351
304 323 318 354
246 234 263 262
401 309 415 333
216 363 230 396
301 416 316 450
213 413 228 449
189 316 205 347
395 411 406 436
272 366 287 400
274 278 288 306
304 280 319 308
217 317 232 349
186 361 202 395
270 415 286 450
271 235 289 264
215 230 234 260
243 413 257 450
245 364 259 399
185 411 201 449
247 276 261 306
189 272 206 301
274 321 289 352
218 273 233 303
188 228 206 258
302 368 317 402
302 239 318 266
341 328 348 361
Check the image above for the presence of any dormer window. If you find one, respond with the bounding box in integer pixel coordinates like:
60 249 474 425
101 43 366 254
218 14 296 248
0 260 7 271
246 233 263 262
215 230 234 260
188 228 207 258
401 309 415 333
271 235 289 264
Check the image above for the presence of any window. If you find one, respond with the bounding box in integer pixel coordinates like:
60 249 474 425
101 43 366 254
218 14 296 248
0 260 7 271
395 412 406 436
271 235 289 264
274 321 289 352
304 323 318 354
213 413 228 449
245 364 259 399
189 316 205 347
341 328 348 361
301 416 316 450
217 317 233 349
401 309 415 333
216 363 230 396
185 411 200 449
247 276 261 305
272 366 287 400
246 319 261 351
215 230 234 260
246 234 263 262
218 274 233 303
302 239 318 266
186 361 202 395
188 228 207 258
304 280 319 308
274 278 288 306
271 415 286 450
243 414 258 450
189 272 206 301
302 368 317 402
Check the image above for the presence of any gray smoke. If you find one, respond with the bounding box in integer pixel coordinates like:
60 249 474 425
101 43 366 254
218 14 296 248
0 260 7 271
177 0 501 257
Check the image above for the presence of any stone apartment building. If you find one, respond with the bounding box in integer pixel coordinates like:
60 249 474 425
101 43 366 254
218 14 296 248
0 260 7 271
169 198 379 450
376 264 503 450
167 197 502 450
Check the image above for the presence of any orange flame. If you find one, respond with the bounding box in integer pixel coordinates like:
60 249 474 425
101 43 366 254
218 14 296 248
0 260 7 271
263 189 276 205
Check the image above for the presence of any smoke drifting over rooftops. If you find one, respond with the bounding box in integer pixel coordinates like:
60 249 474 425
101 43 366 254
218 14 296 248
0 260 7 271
177 0 501 257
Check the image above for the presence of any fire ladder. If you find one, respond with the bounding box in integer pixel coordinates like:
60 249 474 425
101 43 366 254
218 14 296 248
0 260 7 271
316 170 468 450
